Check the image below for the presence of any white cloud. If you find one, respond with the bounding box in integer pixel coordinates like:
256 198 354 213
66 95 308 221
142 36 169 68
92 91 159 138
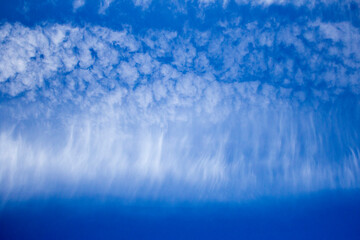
73 0 85 11
1 101 359 200
67 0 356 15
133 0 152 8
133 53 158 75
118 61 139 86
99 0 114 14
0 20 360 201
0 20 358 107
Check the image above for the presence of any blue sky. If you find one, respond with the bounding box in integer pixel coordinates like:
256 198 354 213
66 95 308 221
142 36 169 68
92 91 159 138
0 0 360 238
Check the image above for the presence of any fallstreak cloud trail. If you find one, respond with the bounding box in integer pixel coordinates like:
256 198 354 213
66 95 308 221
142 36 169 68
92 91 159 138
0 1 360 201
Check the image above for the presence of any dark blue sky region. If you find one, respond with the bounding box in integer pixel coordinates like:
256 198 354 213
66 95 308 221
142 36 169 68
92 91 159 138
1 191 360 239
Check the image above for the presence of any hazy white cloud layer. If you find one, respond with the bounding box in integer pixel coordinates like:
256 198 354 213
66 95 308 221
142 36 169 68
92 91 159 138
74 0 357 11
0 19 359 201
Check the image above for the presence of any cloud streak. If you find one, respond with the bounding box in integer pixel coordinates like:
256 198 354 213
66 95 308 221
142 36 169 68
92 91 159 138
0 19 359 201
73 0 85 11
74 0 357 12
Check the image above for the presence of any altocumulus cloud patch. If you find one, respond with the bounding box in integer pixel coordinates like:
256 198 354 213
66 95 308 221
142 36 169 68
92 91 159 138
0 0 360 201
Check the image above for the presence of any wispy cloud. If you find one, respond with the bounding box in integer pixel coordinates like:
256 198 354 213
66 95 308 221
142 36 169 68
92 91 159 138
0 17 359 201
73 0 85 12
89 0 356 13
99 0 114 14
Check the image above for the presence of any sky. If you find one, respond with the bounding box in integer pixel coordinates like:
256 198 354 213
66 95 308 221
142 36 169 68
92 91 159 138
0 0 360 239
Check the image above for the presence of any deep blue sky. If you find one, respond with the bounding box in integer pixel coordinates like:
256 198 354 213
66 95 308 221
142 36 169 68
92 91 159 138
1 191 360 239
0 0 360 239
